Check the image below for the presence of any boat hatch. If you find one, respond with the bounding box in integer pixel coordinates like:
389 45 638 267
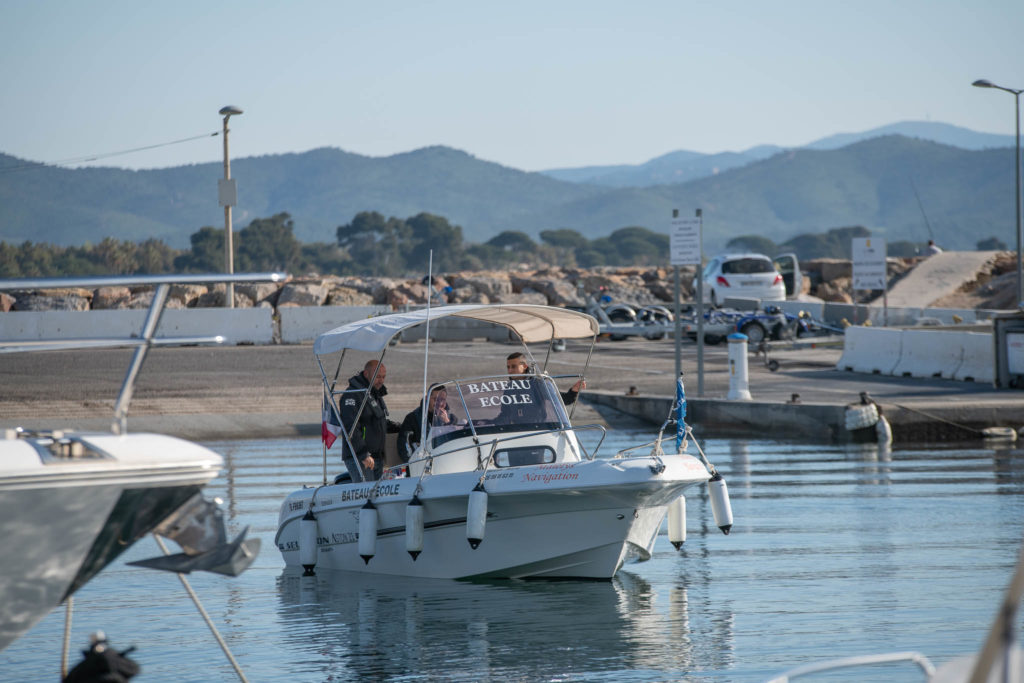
14 431 115 463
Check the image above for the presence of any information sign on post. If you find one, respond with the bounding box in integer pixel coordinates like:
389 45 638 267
852 237 888 326
852 237 887 289
670 217 702 266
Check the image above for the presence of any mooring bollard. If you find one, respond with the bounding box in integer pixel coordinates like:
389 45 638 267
726 332 752 401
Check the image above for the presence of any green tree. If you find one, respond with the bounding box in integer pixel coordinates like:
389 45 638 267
299 242 352 276
605 226 668 264
780 225 871 260
486 230 537 253
0 242 23 277
175 226 225 272
135 238 177 274
977 236 1008 250
336 211 410 276
237 213 301 272
539 229 588 250
405 213 465 272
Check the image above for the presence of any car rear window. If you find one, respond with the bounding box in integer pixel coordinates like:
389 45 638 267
721 258 775 274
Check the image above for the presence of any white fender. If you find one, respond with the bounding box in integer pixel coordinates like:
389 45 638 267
708 474 733 535
876 415 893 446
406 495 424 560
299 507 318 576
845 404 879 431
667 495 686 550
358 499 378 564
467 483 488 549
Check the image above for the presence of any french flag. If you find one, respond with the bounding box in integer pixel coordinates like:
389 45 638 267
322 393 342 448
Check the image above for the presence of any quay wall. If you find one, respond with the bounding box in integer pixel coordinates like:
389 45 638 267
584 391 1020 444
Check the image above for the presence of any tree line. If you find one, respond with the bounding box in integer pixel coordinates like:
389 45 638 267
0 211 1009 279
0 211 671 278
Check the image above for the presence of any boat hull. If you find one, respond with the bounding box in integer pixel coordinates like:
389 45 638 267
0 432 223 651
276 454 709 580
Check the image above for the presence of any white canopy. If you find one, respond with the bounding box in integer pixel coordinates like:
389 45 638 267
314 304 599 355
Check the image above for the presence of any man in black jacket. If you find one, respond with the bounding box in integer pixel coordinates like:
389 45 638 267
339 360 400 481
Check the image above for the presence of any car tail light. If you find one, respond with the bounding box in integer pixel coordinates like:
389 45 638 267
773 274 783 286
716 276 730 287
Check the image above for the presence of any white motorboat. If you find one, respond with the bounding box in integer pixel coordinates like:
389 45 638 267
275 303 732 580
0 273 280 652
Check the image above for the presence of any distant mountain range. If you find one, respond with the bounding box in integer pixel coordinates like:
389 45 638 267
540 121 1016 187
0 121 1018 255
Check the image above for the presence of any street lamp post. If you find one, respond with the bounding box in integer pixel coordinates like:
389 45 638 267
973 79 1023 308
218 105 243 308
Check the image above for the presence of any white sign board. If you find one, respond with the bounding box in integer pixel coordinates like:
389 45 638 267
852 237 887 290
670 217 701 266
218 178 238 207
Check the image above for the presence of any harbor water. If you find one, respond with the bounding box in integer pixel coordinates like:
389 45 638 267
3 430 1023 682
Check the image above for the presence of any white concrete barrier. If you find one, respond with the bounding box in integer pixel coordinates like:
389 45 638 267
953 331 995 383
279 305 388 344
891 328 965 379
837 326 904 375
0 308 274 345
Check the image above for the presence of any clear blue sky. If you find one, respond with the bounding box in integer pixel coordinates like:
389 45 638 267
1 0 1022 172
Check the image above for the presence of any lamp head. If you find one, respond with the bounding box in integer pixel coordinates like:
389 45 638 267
219 105 244 117
972 79 994 88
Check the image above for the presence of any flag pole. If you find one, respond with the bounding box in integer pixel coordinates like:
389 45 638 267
422 251 433 405
322 390 328 486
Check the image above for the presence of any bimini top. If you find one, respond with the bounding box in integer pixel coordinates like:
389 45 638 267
314 304 600 355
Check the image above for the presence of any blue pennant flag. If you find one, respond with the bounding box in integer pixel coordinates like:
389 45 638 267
675 375 687 452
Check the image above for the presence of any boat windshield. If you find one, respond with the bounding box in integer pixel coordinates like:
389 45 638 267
427 375 570 448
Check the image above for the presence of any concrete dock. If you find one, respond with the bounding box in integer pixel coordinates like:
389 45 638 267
1 337 1022 443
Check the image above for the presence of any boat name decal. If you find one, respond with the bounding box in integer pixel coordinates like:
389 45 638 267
341 484 401 502
521 470 579 485
464 379 534 408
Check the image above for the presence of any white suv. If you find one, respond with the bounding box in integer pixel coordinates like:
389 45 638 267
695 253 787 308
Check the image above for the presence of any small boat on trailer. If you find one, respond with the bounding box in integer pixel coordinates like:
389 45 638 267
275 303 732 580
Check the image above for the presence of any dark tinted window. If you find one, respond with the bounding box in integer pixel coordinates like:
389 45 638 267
721 258 774 274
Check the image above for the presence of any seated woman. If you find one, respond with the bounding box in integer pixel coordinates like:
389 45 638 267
398 386 457 463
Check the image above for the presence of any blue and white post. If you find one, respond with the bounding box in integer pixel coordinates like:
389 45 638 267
726 332 752 401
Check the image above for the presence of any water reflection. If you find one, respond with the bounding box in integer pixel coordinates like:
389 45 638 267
275 566 730 680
